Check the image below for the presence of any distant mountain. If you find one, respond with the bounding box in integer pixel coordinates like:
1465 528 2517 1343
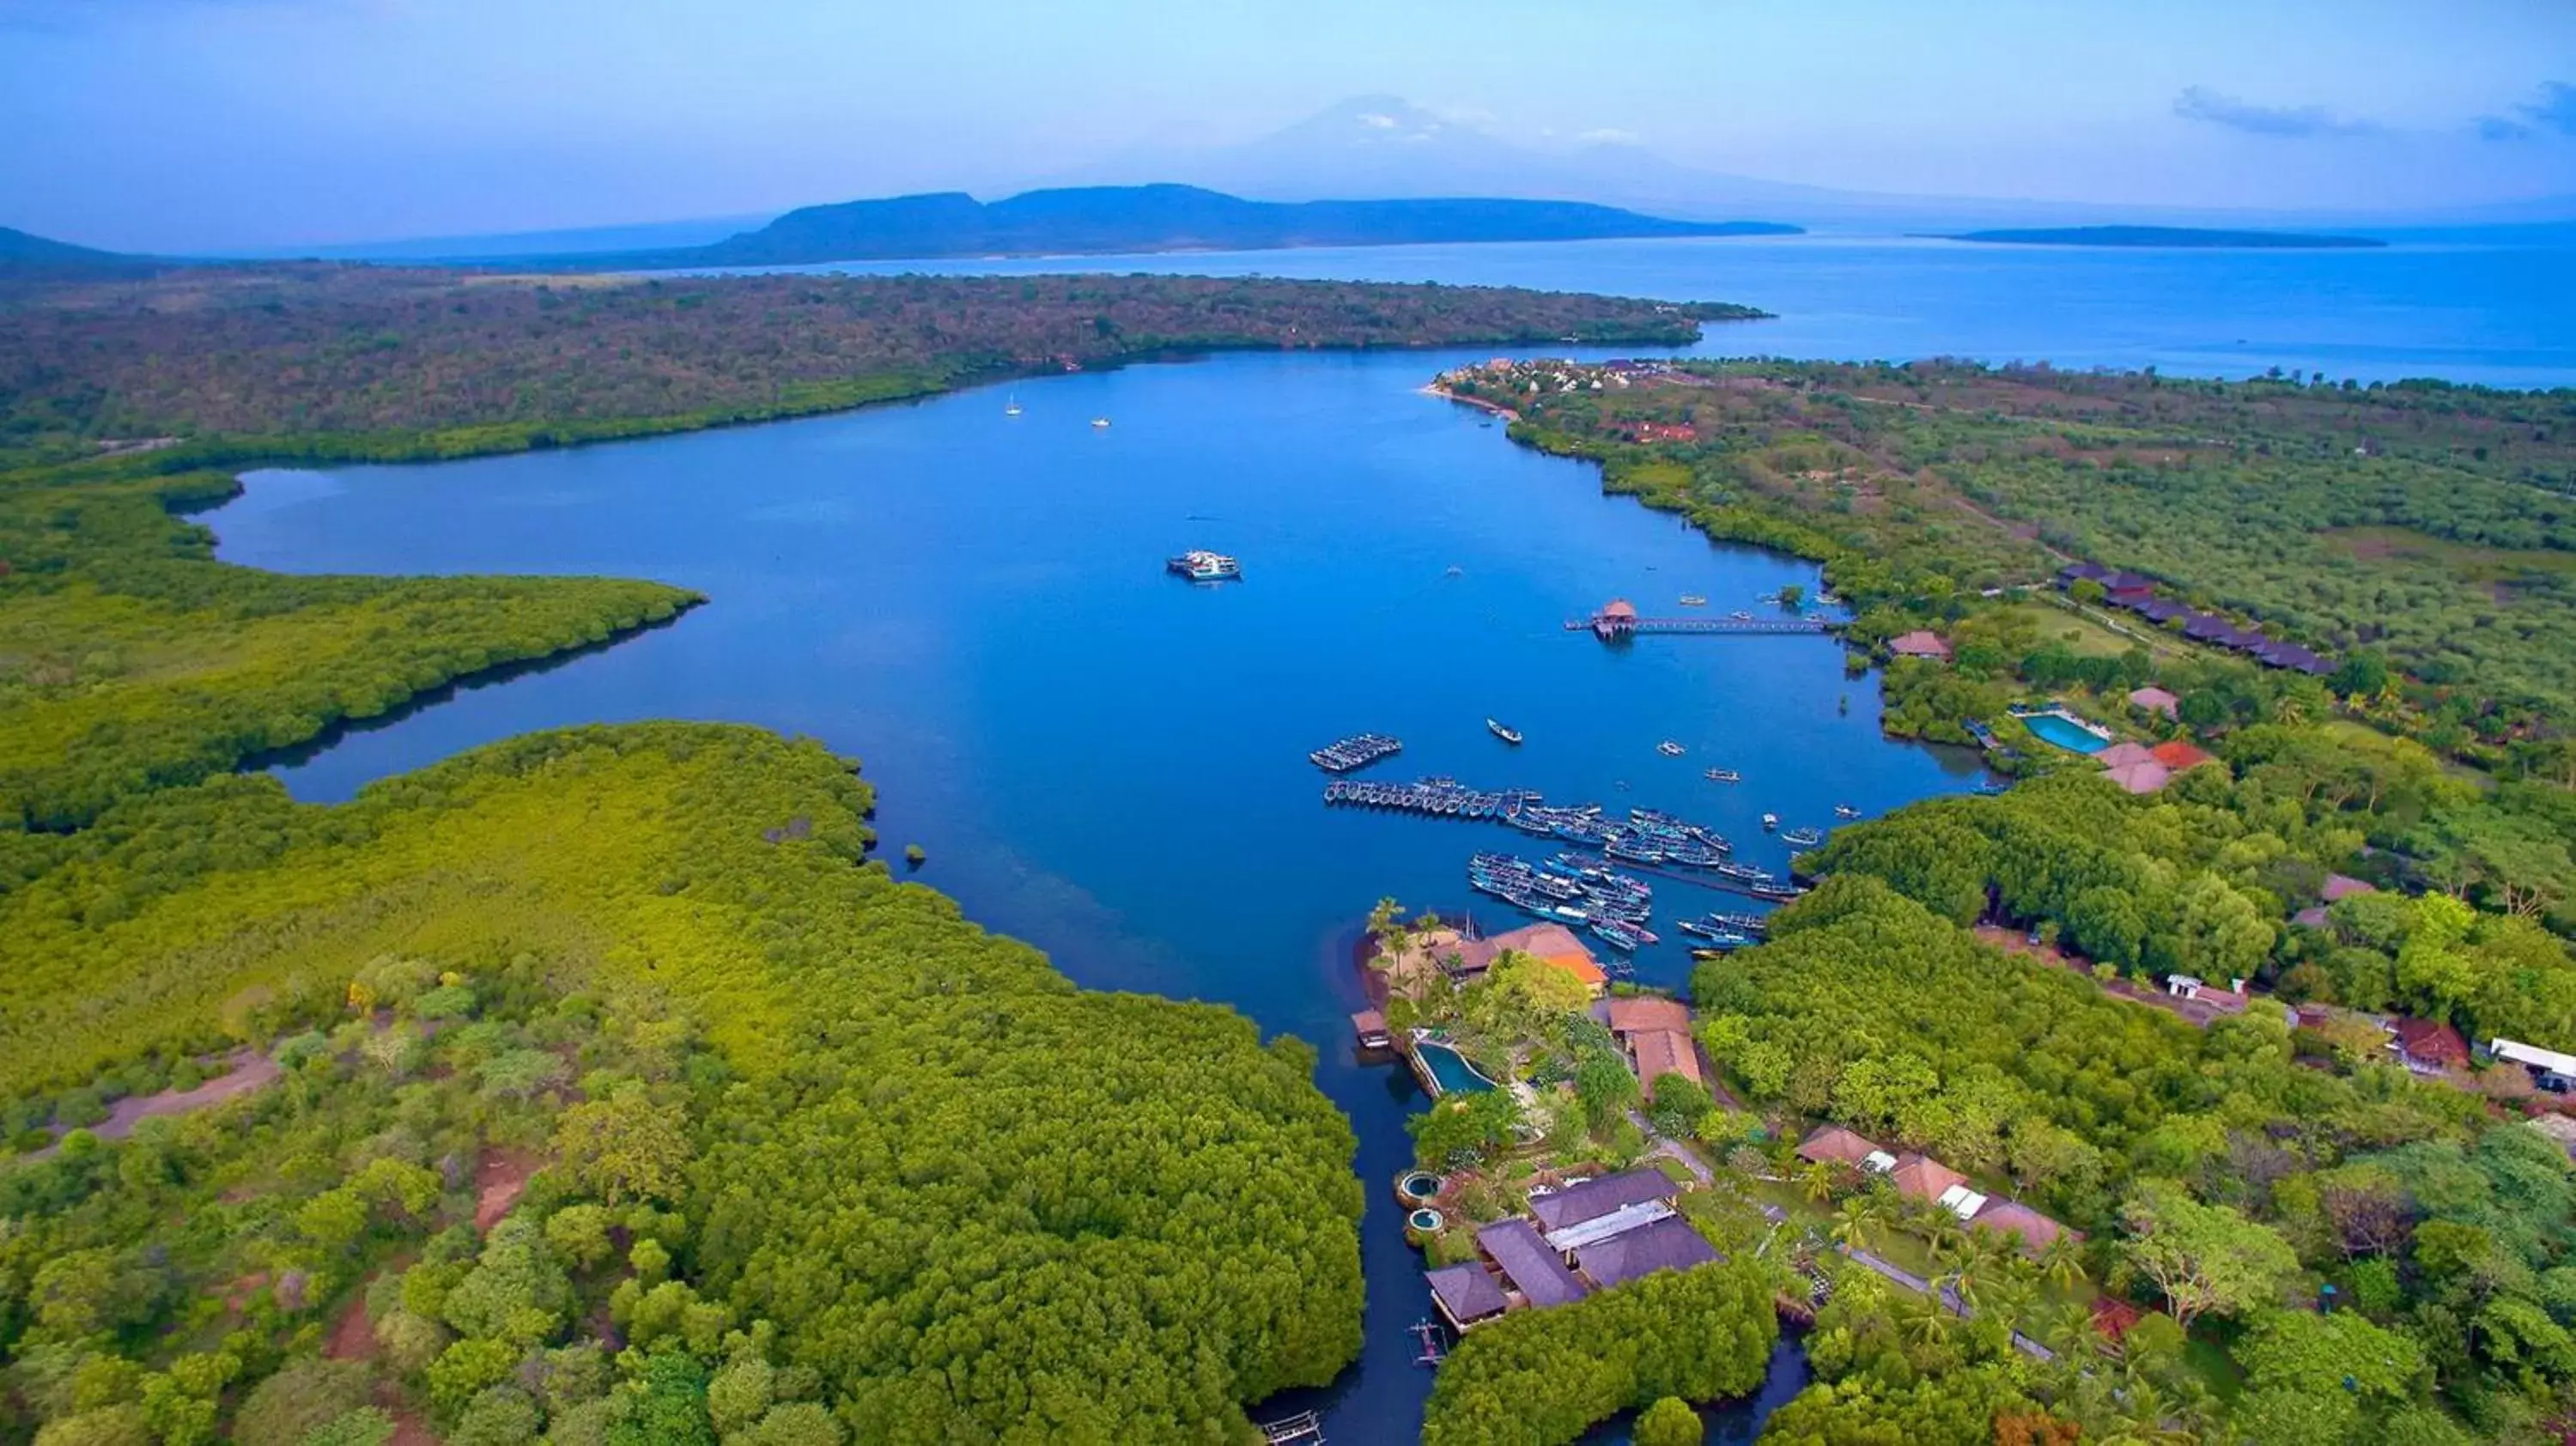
1053 96 2576 233
0 225 155 274
612 184 1795 268
1936 226 2385 249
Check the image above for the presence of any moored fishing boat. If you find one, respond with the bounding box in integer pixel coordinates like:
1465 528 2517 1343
1486 718 1523 745
1760 812 1779 831
1704 768 1741 783
1834 804 1862 819
1783 826 1825 848
1167 550 1242 581
1656 740 1685 757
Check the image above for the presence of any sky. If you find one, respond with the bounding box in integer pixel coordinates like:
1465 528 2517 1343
2 0 2571 251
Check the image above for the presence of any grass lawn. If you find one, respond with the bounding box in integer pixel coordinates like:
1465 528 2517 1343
2001 599 2147 659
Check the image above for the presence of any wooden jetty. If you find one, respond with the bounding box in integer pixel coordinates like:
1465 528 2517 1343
1411 1318 1449 1365
1258 1410 1326 1443
1571 598 1833 641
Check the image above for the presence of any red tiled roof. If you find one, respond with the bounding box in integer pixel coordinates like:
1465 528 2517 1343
1970 1200 2078 1255
1887 630 1951 659
2091 1297 2147 1340
2148 740 2215 770
2392 1017 2469 1066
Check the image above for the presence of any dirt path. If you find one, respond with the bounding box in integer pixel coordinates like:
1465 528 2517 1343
474 1145 542 1231
30 1049 283 1157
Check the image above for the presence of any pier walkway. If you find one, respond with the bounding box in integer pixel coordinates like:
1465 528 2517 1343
1569 613 1835 640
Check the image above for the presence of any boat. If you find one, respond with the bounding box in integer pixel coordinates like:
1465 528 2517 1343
1091 417 1112 428
1760 812 1779 831
1679 594 1708 607
1834 804 1862 819
1731 611 1753 621
1004 394 1023 416
1487 718 1524 746
1166 550 1242 582
1704 768 1741 783
1783 826 1825 848
1656 740 1686 757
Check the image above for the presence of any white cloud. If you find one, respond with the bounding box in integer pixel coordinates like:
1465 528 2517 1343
1577 127 1641 146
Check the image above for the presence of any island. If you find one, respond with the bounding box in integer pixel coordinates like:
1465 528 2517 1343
1928 224 2385 249
572 184 1802 269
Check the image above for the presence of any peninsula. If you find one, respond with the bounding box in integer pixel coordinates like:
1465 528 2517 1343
1931 224 2385 248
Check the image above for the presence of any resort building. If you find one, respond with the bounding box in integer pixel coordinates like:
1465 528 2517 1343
1796 1125 1896 1174
2148 739 2216 772
2390 1018 2470 1075
2095 741 2159 771
1800 1126 2076 1259
1601 995 1704 1101
1428 1167 1714 1326
1480 923 1609 996
1886 630 1952 662
1350 1010 1393 1053
1889 1152 1968 1207
2102 759 2172 796
2128 686 2180 719
1370 920 1607 1001
1473 1218 1589 1309
2490 1038 2576 1093
1425 1261 1510 1331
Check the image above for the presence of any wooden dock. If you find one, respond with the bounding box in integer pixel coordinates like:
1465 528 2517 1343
1258 1410 1326 1443
1568 614 1834 638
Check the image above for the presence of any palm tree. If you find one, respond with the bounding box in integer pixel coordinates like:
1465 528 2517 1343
1799 1159 1840 1206
2038 1232 2089 1293
1831 1196 1885 1255
1902 1297 1952 1352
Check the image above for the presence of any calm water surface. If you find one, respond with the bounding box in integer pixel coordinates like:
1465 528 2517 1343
211 234 2563 1442
219 348 1976 1441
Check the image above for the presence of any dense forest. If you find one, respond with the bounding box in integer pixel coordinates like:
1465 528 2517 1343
0 268 1741 464
1698 877 2576 1442
0 724 1364 1443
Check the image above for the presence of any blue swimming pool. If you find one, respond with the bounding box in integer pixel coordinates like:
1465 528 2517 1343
2020 711 2110 754
1415 1041 1496 1096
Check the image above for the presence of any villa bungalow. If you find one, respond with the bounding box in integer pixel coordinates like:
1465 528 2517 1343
1889 1153 1968 1207
1797 1124 1896 1173
2058 562 2110 586
1351 1010 1393 1053
1603 996 1703 1100
2100 573 2159 605
2148 739 2216 772
1434 922 1607 995
2103 760 2172 796
2134 598 2190 626
1474 1218 1589 1309
2095 741 2160 771
1425 1261 1510 1331
2391 1018 2470 1075
2322 873 2377 903
1529 1169 1680 1234
2182 613 2237 644
2128 686 2181 719
1570 1213 1719 1289
1887 630 1952 662
1970 1200 2079 1257
2489 1038 2576 1093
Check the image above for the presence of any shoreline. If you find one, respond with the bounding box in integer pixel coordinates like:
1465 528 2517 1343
1420 382 1521 422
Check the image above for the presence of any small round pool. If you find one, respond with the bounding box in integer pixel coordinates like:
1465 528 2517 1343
1400 1171 1443 1200
1408 1207 1443 1232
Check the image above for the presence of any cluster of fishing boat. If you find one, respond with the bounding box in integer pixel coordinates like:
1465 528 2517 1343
1467 851 1658 955
1504 799 1728 864
1676 911 1771 951
1323 776 1522 818
1309 732 1402 773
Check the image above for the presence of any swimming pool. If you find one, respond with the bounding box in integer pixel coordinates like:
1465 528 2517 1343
2020 711 2111 754
1415 1040 1497 1097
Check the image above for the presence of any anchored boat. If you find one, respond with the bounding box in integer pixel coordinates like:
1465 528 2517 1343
1704 768 1741 783
1783 826 1825 848
1166 550 1242 582
1487 718 1523 746
1656 740 1686 757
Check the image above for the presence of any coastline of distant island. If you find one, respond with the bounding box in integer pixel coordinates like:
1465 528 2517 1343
1923 224 2385 249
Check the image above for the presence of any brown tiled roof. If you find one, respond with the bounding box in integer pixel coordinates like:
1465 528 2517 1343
2320 873 2377 902
1970 1200 2077 1255
2103 760 2172 795
1795 1125 1883 1167
1890 1152 1967 1204
1628 1030 1703 1098
1888 629 1950 659
1605 996 1692 1035
2094 742 2160 771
